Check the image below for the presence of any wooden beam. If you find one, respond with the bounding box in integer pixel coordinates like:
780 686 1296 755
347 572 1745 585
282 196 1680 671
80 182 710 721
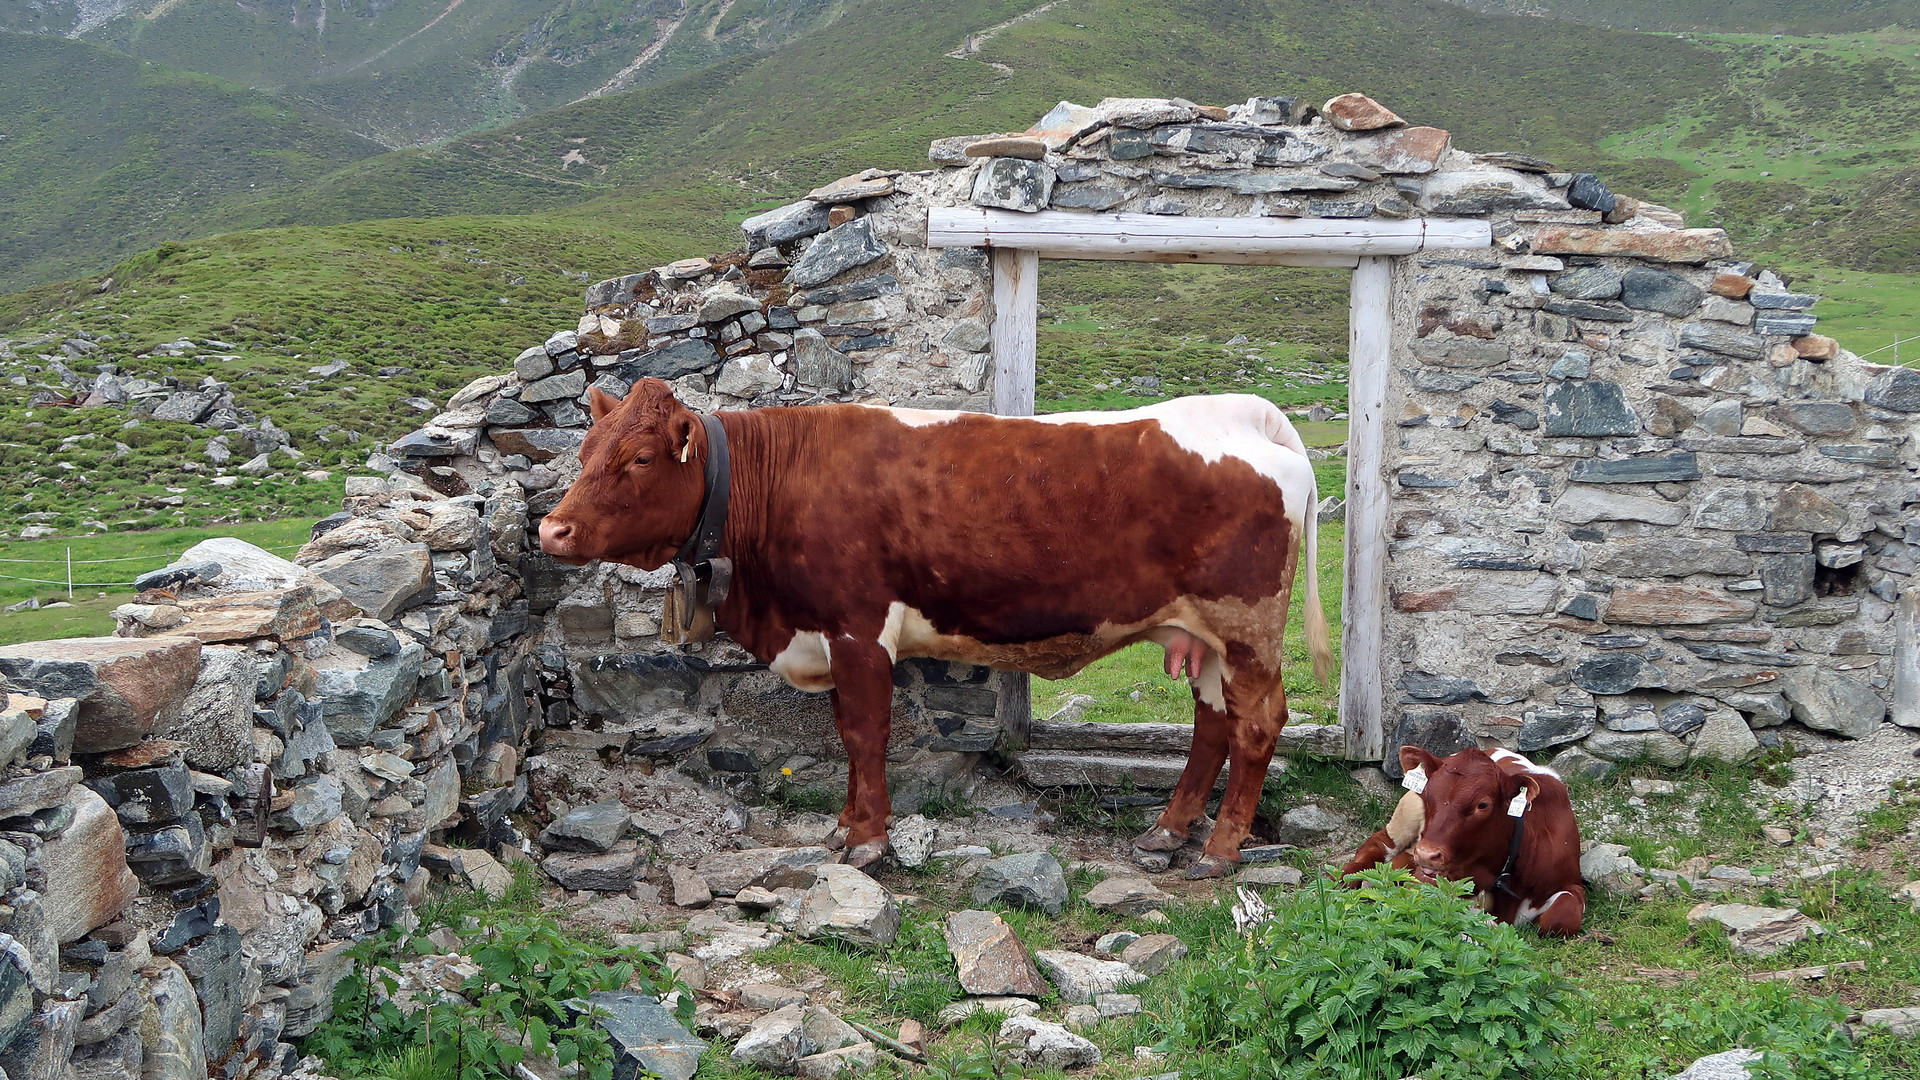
1341 255 1392 764
989 247 1038 417
1021 249 1359 269
929 207 1491 258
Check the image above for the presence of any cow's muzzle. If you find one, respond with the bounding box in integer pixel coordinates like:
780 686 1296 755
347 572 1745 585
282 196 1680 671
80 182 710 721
538 517 590 564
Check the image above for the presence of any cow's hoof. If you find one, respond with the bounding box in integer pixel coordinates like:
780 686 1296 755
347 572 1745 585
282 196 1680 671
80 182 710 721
1184 854 1236 880
843 838 890 870
1131 826 1186 853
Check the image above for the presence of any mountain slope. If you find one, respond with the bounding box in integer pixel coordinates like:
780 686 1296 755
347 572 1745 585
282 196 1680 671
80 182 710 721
0 33 386 291
64 0 846 147
1439 0 1920 33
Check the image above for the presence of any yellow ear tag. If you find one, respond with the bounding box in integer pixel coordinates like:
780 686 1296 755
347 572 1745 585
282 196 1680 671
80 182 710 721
1403 766 1427 794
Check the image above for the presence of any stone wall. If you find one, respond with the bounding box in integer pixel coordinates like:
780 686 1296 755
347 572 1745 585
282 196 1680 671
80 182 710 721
375 90 1915 787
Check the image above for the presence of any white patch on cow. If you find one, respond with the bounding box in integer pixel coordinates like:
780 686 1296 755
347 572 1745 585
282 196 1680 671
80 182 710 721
1192 648 1228 711
771 631 833 692
874 405 962 428
1490 748 1563 781
878 602 909 663
1514 890 1573 926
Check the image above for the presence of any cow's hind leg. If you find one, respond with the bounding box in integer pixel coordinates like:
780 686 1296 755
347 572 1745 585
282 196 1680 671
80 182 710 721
1189 668 1287 879
1132 698 1230 853
826 637 895 870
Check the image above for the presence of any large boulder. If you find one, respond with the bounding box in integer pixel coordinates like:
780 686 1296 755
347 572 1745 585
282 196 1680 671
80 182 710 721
0 637 202 753
36 787 139 943
163 644 255 772
172 537 347 609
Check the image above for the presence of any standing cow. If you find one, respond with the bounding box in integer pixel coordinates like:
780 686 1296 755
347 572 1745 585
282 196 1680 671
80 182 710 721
539 379 1331 877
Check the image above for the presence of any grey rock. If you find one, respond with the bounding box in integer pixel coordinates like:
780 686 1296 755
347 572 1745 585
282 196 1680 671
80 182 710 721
1546 350 1590 380
318 545 433 621
1118 933 1187 976
1775 401 1855 435
1688 903 1823 956
522 369 587 404
1550 746 1615 779
133 560 221 592
617 339 720 381
1760 553 1815 607
1565 173 1617 212
714 354 784 398
1082 876 1170 915
1051 182 1131 210
792 330 853 393
1001 1014 1102 1068
1592 539 1750 578
92 763 193 825
1382 710 1474 779
1518 705 1596 751
946 909 1047 997
1863 367 1920 412
1032 950 1144 1004
140 961 207 1080
0 999 80 1080
1544 381 1639 437
37 787 137 943
790 218 887 289
0 935 34 1052
1674 1050 1765 1080
1689 708 1759 764
312 639 425 746
166 644 254 773
1754 312 1816 336
744 200 832 250
273 775 341 831
586 990 706 1080
942 319 992 353
543 842 641 892
798 864 899 947
1693 489 1771 531
0 637 202 754
1679 323 1766 361
972 852 1069 915
1659 702 1709 736
1583 729 1689 767
1569 453 1700 484
513 346 555 381
0 767 80 819
694 846 832 896
1093 931 1139 956
1549 266 1621 300
152 392 217 423
1272 804 1345 846
972 158 1055 212
1621 267 1704 317
180 923 244 1061
733 1003 812 1072
1543 299 1634 323
1782 668 1886 739
486 397 536 426
540 800 630 854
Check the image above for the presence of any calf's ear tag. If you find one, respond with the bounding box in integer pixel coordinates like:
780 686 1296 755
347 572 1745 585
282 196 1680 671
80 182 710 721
1507 791 1529 818
1402 766 1427 794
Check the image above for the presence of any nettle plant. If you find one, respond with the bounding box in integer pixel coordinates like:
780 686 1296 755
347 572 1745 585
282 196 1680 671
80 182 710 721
307 911 685 1080
1153 868 1576 1080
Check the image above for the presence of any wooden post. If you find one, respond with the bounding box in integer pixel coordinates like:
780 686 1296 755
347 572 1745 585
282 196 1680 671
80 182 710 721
989 247 1038 738
989 248 1038 417
1341 255 1392 763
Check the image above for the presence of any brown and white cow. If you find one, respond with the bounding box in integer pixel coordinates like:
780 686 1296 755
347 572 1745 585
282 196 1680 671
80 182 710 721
1341 747 1585 936
539 378 1331 876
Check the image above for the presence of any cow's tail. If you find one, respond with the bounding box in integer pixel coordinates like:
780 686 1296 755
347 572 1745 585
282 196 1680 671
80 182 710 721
1262 403 1334 685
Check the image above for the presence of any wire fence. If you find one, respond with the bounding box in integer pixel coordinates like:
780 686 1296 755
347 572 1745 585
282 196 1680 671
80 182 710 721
0 542 308 597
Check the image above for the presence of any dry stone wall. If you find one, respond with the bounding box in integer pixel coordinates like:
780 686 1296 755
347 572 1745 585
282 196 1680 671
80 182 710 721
372 91 1916 791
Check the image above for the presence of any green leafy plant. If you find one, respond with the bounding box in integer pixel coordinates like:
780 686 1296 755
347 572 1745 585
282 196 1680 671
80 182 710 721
305 909 685 1080
1148 868 1576 1080
1560 981 1871 1080
924 1032 1021 1080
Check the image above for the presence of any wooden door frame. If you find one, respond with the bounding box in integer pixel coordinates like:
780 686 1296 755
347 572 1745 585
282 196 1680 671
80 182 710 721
933 208 1491 761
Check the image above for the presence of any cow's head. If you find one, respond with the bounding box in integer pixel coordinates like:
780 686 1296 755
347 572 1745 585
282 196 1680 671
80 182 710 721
1400 746 1542 891
537 379 707 569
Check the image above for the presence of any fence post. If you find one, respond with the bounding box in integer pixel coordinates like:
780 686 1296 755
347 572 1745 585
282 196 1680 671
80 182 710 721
65 548 72 600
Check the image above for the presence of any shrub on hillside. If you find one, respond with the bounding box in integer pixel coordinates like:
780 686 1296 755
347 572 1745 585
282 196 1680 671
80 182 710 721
1150 868 1575 1080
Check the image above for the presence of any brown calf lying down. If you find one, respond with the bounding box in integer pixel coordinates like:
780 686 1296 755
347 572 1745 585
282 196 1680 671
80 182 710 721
1342 746 1585 936
540 381 1331 876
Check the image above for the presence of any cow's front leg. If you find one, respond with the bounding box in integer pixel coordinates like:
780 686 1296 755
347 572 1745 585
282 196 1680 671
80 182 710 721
826 637 894 870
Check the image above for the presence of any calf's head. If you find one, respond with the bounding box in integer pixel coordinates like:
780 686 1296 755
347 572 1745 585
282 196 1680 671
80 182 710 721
1400 746 1542 890
538 379 708 569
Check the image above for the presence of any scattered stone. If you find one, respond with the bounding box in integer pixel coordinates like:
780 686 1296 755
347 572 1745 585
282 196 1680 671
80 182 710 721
695 847 832 896
798 864 899 947
971 852 1069 915
739 984 809 1011
1032 950 1145 1003
1083 876 1170 915
1118 934 1188 976
542 843 640 892
586 990 705 1080
998 1015 1102 1069
1673 1050 1764 1080
890 814 937 868
732 1004 812 1072
1239 865 1304 887
541 800 630 853
796 1043 877 1078
1687 903 1824 957
1271 804 1345 846
669 866 712 909
1321 93 1404 131
1094 931 1139 956
945 910 1048 998
1859 1009 1920 1038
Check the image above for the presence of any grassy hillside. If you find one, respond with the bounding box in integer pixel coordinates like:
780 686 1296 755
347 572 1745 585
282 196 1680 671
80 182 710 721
1441 0 1920 33
0 33 385 291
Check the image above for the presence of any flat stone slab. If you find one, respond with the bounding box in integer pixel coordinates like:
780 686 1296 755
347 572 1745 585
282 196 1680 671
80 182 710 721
945 910 1047 998
695 847 834 896
0 637 202 754
1083 876 1171 915
1688 903 1824 957
585 990 705 1080
1033 950 1145 1004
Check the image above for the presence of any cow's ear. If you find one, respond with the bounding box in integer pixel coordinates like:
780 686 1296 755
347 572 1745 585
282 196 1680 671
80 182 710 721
1399 745 1442 779
588 387 619 423
672 412 699 463
1514 772 1544 809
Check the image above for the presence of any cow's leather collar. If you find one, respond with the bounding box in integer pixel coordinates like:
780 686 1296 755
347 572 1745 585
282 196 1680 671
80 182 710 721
1493 800 1527 900
670 413 732 627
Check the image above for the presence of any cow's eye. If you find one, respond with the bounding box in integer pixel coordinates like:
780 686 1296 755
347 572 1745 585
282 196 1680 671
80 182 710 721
1476 800 1491 811
633 454 652 467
